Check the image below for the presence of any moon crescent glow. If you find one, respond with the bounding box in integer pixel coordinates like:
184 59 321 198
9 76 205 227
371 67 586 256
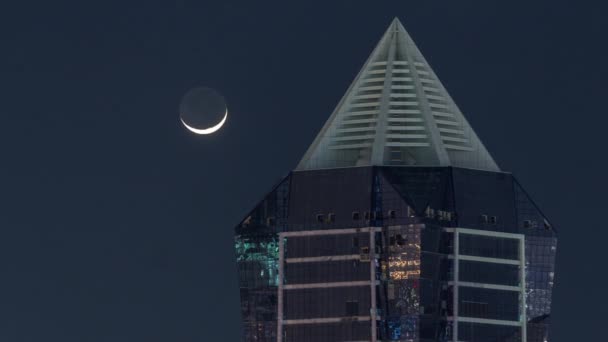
180 109 228 135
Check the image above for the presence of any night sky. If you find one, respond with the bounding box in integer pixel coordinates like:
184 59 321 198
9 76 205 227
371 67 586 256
1 1 606 341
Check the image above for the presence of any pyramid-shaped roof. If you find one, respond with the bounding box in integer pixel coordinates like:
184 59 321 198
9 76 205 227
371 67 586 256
297 18 499 172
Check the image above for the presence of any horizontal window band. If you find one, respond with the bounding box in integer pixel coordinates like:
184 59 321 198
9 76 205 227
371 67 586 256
447 316 523 327
449 281 521 292
448 255 521 265
280 227 382 237
283 281 373 290
283 316 371 325
285 255 361 263
444 227 524 240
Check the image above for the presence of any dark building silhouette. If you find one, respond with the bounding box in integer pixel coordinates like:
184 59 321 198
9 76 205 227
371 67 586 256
235 18 557 342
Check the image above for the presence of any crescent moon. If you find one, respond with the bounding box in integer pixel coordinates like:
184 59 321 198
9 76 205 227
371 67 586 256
180 109 228 135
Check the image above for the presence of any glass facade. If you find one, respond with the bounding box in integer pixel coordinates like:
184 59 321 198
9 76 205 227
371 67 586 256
235 166 557 341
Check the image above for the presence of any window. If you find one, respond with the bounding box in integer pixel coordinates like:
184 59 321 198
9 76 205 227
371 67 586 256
360 247 370 261
391 233 407 246
458 323 521 342
352 211 360 220
461 300 489 317
489 216 498 224
388 210 396 219
345 301 359 316
407 206 416 218
438 210 452 221
458 287 520 321
396 234 406 246
459 260 520 286
480 214 489 223
266 217 275 226
327 213 335 223
316 214 324 223
459 234 519 260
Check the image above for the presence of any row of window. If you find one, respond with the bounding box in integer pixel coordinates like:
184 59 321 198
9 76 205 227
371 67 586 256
479 214 499 224
261 211 519 226
315 210 401 223
523 219 552 230
476 216 552 229
313 208 458 223
425 207 454 221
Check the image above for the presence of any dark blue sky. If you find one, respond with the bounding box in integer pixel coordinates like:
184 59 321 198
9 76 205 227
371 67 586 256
1 1 606 341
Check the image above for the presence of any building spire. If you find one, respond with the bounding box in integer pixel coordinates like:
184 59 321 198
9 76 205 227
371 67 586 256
297 18 499 171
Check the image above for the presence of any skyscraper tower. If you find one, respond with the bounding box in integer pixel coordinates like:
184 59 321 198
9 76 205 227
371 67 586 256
234 18 557 342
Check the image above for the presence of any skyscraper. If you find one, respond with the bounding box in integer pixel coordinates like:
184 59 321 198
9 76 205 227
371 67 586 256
234 18 557 342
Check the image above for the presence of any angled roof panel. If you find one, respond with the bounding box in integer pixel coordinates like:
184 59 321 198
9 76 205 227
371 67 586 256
297 18 499 172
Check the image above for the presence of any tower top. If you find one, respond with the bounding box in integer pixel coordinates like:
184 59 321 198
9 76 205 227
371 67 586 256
297 18 499 172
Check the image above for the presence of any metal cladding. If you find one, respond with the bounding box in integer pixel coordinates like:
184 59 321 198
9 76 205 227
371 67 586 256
297 18 498 172
235 18 556 342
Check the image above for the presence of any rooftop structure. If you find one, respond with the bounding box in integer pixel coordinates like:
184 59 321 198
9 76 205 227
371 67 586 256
297 19 498 172
235 18 557 342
